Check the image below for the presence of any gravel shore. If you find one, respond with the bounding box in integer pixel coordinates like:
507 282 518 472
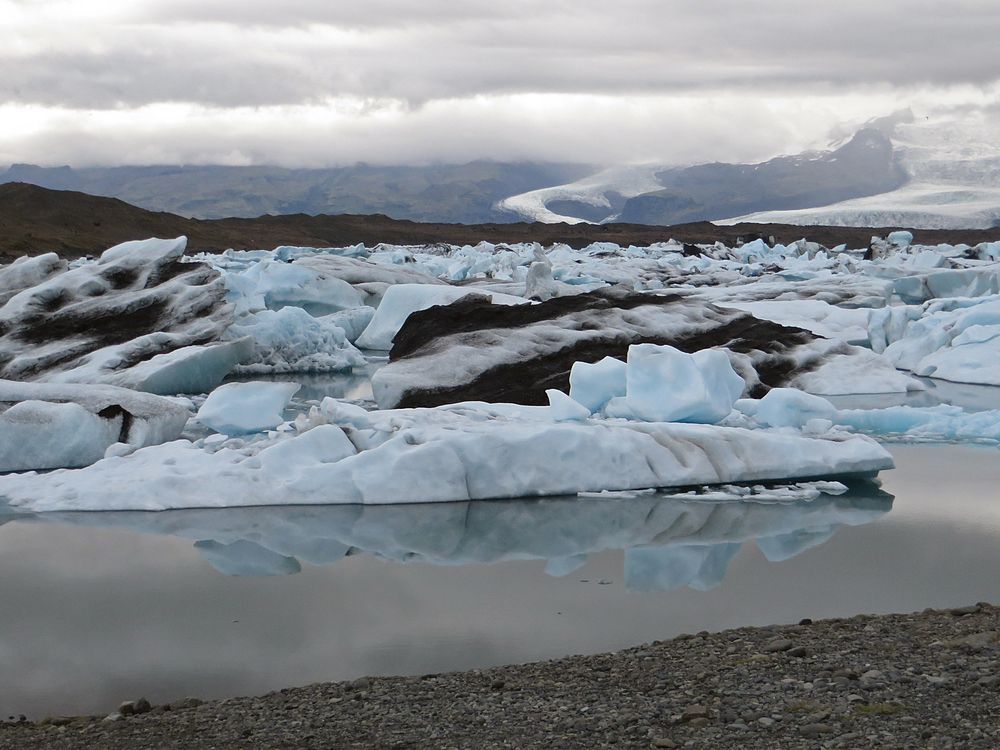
4 603 1000 749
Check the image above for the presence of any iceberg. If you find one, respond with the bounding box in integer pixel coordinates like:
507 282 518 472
355 283 528 351
0 237 238 393
603 344 744 424
877 298 1000 386
195 381 300 435
0 397 893 511
223 307 366 375
0 380 189 470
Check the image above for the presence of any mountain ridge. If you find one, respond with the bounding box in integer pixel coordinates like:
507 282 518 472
2 183 998 264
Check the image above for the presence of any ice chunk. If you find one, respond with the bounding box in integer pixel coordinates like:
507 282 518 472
355 284 528 351
224 259 366 316
791 347 922 395
569 356 627 412
319 398 374 430
545 389 591 422
605 344 744 424
196 381 301 434
887 230 914 247
258 424 357 476
0 407 893 511
1 237 235 389
752 388 837 428
1 400 121 471
224 307 366 375
319 307 375 344
66 340 255 395
834 404 1000 443
0 380 189 471
881 298 1000 386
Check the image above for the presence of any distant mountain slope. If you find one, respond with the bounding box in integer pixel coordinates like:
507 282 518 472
499 129 907 225
0 161 592 223
618 129 907 225
721 112 1000 229
2 183 998 264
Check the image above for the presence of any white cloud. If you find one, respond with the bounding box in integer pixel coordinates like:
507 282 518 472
1 0 998 165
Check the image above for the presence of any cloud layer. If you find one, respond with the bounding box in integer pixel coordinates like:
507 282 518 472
2 0 998 166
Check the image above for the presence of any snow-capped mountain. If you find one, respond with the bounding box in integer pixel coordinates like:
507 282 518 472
721 110 1000 229
498 109 1000 230
498 128 908 226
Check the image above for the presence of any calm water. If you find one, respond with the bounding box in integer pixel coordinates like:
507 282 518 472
1 444 998 719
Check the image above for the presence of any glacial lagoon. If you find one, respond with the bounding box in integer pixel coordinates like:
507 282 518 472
1 443 998 719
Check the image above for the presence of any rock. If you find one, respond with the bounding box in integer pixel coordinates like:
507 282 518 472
680 705 709 723
134 697 152 714
103 713 124 723
788 646 809 658
799 618 814 625
118 701 136 716
349 677 371 691
38 716 74 727
940 631 1000 650
976 675 1000 688
652 739 678 748
950 605 981 616
490 679 505 691
763 638 794 653
687 717 710 728
800 723 834 738
168 697 203 710
758 717 776 727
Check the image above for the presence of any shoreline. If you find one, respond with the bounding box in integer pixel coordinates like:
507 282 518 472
4 603 999 749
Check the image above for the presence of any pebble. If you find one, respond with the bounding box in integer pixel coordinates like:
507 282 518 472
763 638 794 653
799 723 833 738
3 603 1000 750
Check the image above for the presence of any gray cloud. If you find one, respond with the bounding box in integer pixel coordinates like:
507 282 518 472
1 0 998 166
3 1 1000 109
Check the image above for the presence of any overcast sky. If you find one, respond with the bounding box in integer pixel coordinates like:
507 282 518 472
1 0 998 168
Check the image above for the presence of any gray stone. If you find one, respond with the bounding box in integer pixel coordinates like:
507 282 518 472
680 705 709 723
168 697 203 710
763 638 794 653
800 723 834 738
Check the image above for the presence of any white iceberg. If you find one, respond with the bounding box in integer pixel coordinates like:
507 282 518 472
0 398 892 511
0 380 189 470
356 284 528 351
223 307 366 375
604 344 744 424
195 381 300 435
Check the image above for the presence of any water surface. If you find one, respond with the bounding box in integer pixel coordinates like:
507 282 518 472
0 444 997 719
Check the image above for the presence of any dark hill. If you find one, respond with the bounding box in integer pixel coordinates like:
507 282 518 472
1 183 998 263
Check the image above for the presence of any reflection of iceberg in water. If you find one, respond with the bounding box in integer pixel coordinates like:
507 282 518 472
3 481 892 589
